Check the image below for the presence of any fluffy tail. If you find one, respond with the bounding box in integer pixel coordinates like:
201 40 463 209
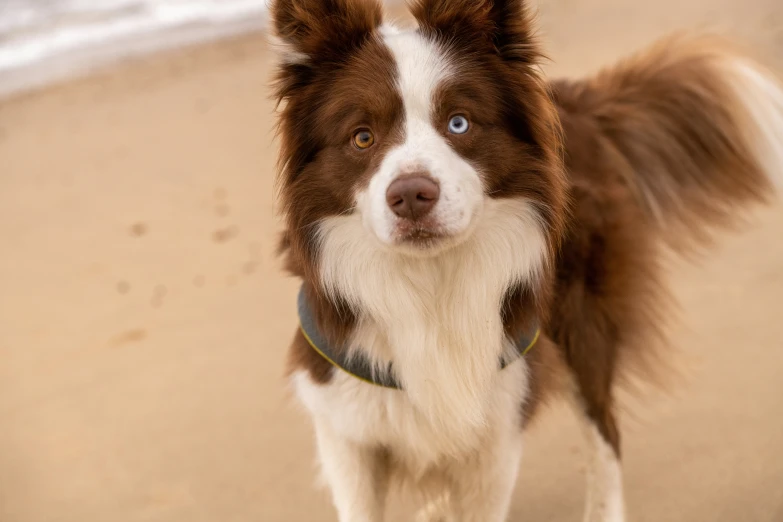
553 35 783 249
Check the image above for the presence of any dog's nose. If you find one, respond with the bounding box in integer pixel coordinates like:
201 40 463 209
386 176 440 220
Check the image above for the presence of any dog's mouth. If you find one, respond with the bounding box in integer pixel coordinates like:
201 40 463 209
398 227 444 246
392 218 451 250
386 204 483 255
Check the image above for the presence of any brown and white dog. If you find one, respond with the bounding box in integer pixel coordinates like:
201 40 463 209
270 0 783 519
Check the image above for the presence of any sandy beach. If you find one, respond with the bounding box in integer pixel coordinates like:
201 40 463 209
1 0 782 520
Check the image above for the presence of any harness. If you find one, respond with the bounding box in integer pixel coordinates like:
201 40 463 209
297 286 540 389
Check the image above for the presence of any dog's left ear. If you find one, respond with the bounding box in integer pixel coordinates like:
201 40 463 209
410 0 540 64
271 0 383 65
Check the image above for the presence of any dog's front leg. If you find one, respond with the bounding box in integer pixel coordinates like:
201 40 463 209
448 433 524 522
578 413 626 522
314 420 389 522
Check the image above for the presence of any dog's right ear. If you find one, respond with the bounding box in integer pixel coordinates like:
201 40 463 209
410 0 540 65
271 0 383 67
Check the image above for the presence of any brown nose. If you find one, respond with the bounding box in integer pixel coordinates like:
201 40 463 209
386 176 440 220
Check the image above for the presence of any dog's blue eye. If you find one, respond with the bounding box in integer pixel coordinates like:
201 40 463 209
447 115 469 134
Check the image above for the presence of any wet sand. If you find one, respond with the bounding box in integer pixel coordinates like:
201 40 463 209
1 0 782 520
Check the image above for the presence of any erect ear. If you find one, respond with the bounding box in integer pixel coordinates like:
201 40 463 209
409 0 540 64
271 0 383 65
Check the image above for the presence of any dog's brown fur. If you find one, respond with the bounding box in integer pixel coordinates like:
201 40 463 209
546 38 775 452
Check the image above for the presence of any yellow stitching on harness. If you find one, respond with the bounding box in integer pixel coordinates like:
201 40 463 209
298 323 387 388
521 328 541 357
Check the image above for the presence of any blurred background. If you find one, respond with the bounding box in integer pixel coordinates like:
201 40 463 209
0 0 782 521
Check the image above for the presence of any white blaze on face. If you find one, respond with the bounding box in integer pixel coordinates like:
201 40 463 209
355 27 485 247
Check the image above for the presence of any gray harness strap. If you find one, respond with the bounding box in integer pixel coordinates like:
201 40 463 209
297 286 540 390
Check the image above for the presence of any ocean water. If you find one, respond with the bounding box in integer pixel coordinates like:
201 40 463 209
0 0 269 98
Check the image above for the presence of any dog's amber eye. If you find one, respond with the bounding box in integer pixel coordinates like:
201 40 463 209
353 129 375 149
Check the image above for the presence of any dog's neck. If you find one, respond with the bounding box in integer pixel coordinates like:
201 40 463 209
311 198 549 443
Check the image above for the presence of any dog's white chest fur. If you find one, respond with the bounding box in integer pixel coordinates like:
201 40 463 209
293 199 547 467
293 357 528 472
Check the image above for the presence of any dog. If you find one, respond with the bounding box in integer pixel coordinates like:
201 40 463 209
270 0 783 519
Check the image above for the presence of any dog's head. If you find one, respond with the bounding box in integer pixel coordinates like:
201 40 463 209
272 0 567 274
